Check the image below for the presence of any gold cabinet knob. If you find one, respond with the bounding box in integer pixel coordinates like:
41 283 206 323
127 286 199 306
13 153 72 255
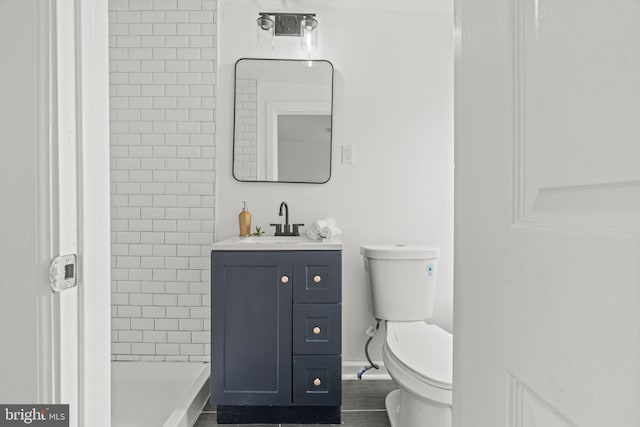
313 275 321 283
312 326 321 335
281 275 289 284
313 378 321 386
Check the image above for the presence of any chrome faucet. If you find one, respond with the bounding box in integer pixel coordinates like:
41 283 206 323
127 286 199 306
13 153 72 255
270 201 304 236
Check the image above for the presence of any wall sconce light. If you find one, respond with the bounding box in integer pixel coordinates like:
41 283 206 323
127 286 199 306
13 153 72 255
256 14 275 49
300 15 318 53
256 12 318 53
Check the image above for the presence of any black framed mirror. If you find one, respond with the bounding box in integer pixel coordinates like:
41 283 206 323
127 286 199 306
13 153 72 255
232 58 334 183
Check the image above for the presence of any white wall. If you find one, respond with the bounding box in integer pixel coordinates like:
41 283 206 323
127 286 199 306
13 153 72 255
216 0 454 362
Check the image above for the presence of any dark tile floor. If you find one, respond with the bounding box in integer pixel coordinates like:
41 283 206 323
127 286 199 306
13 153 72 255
195 380 397 427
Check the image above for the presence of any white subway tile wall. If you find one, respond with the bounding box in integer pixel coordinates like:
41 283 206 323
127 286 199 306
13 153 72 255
108 0 216 361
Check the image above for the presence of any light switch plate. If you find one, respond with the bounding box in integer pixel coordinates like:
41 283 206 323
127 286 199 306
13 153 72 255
342 145 354 164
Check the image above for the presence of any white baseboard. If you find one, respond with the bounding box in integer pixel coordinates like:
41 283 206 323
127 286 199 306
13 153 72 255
342 361 391 380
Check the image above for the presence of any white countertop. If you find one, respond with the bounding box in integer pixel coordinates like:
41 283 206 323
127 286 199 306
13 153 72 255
211 235 343 251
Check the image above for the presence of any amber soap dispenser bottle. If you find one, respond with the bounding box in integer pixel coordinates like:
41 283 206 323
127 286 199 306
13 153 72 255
238 201 251 237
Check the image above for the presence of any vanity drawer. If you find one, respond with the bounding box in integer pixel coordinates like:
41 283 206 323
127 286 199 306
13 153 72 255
293 251 341 303
292 355 341 406
293 304 341 355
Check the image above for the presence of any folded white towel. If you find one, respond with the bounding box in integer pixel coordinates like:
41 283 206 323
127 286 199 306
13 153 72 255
312 217 336 233
306 227 321 240
320 225 342 238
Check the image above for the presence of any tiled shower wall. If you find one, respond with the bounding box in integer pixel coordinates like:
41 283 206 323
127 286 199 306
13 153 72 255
108 0 216 361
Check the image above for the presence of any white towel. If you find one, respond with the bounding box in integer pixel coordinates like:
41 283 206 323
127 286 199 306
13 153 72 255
306 227 321 240
312 217 336 233
320 225 342 238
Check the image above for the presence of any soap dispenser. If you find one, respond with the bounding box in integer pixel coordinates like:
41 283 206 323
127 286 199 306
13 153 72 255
238 201 251 237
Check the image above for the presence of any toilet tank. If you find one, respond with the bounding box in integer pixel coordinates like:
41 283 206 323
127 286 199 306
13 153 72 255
360 244 440 321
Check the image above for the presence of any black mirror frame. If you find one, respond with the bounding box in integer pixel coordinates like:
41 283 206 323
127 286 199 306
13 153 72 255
232 58 334 184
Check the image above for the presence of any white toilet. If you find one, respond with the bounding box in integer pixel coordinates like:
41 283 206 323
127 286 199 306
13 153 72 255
360 244 452 427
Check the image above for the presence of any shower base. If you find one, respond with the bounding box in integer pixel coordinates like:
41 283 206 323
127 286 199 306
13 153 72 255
112 361 209 427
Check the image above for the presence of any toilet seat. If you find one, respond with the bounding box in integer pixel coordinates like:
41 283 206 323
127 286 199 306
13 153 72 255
384 322 453 405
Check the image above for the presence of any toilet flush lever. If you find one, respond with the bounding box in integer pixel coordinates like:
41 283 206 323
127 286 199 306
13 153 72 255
49 254 78 292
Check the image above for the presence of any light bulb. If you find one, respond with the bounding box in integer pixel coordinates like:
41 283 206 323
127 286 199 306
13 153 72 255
256 14 274 50
300 16 318 53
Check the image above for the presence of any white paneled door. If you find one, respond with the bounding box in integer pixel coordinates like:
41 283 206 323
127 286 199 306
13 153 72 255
454 1 640 426
0 0 56 405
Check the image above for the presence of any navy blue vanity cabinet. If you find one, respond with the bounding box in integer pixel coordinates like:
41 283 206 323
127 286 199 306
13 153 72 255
211 250 342 424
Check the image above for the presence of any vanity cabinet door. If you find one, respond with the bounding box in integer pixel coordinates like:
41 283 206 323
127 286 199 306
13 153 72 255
292 251 342 303
211 251 292 406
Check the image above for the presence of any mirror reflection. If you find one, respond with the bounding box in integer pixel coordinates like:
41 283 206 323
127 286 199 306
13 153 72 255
233 58 334 183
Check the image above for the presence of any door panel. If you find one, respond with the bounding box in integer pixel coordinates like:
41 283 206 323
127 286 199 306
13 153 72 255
455 1 640 426
211 252 292 405
525 0 640 189
514 0 640 230
0 0 54 403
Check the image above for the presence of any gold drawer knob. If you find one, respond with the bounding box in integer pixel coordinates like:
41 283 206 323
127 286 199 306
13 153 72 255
281 275 289 284
312 326 321 335
313 378 321 386
313 275 322 283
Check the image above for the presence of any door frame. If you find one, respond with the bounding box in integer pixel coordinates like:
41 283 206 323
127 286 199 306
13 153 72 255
264 100 331 181
76 0 111 424
53 0 111 425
